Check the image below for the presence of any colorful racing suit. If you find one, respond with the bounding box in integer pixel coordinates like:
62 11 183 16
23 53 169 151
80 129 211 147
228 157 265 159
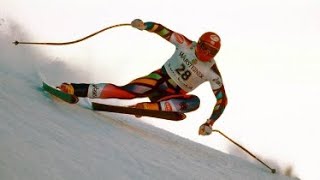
71 22 227 122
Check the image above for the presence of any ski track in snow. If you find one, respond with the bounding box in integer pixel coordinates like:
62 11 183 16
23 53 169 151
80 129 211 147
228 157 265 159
0 25 294 180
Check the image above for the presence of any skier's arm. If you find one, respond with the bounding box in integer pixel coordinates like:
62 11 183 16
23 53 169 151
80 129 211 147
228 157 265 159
131 19 192 46
199 67 227 136
208 64 228 125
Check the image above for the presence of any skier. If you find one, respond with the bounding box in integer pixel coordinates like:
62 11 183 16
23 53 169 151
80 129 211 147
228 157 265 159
59 19 228 136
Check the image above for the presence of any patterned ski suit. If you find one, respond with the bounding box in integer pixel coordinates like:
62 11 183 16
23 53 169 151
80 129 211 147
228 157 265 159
72 22 227 123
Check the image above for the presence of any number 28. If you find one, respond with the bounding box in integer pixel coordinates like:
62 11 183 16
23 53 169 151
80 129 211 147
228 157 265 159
175 64 191 80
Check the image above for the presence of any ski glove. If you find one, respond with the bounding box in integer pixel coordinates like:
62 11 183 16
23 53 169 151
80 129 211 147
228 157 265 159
198 119 214 136
131 19 146 30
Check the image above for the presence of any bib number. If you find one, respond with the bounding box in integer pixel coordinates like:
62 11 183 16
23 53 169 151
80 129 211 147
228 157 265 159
175 64 191 80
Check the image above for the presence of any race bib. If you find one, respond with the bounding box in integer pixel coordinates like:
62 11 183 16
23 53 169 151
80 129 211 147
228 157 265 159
164 42 216 92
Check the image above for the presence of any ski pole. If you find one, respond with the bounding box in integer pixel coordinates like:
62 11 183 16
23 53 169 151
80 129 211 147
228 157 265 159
212 129 276 174
13 23 130 46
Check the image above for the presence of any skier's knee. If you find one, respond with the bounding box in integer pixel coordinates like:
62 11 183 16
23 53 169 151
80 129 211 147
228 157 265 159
159 94 200 113
184 95 200 112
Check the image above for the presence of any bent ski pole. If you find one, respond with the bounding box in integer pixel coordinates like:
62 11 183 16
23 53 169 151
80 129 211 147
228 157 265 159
212 129 276 174
13 23 130 46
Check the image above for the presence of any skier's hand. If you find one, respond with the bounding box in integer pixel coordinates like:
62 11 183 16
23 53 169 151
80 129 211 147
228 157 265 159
198 119 214 136
131 19 146 30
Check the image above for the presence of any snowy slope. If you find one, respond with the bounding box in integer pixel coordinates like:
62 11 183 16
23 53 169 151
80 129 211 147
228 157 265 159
0 24 294 180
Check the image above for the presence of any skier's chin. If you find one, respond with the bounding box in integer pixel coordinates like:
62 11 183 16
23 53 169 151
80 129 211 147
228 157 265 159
197 53 212 62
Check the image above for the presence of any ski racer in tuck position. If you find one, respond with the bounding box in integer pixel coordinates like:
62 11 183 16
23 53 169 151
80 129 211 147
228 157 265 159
59 19 228 136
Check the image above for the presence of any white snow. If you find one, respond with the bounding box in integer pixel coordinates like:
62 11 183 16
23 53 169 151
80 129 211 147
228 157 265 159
0 22 295 180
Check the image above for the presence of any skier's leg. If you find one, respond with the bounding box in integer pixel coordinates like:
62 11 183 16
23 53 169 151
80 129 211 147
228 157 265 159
136 94 200 113
59 69 168 99
71 83 138 99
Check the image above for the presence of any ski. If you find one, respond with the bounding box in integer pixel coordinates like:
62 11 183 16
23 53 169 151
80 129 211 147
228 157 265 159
92 102 186 121
42 82 79 104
